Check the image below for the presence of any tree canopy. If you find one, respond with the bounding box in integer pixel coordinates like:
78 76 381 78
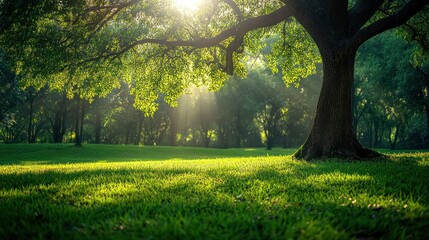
0 0 319 113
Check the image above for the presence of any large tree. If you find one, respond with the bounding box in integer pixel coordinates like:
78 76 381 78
1 0 428 159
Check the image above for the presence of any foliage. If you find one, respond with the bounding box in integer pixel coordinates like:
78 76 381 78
266 23 321 86
0 52 18 122
355 31 429 149
1 144 428 239
0 0 322 115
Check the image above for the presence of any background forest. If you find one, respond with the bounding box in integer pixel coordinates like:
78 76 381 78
1 31 428 149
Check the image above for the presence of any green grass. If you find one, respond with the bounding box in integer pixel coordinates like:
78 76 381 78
1 144 428 239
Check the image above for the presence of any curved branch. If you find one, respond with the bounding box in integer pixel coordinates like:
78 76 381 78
353 0 429 47
281 0 327 48
222 0 244 21
225 34 244 74
81 5 292 73
140 5 290 47
348 0 384 35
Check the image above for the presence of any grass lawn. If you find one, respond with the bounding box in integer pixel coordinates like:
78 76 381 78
1 144 428 239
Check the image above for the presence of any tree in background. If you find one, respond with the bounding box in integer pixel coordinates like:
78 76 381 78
354 31 428 149
247 70 285 150
0 52 17 122
43 91 69 143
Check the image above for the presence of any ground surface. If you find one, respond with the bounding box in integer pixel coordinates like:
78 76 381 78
1 144 428 239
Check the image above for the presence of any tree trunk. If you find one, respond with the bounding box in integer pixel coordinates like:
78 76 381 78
389 125 401 150
79 100 85 144
53 113 62 143
94 109 102 144
368 121 373 148
294 48 380 160
75 97 82 146
425 99 429 138
169 108 177 146
125 124 130 145
373 120 379 148
266 137 273 150
52 96 67 143
233 114 242 148
27 92 34 143
136 112 143 145
352 82 358 136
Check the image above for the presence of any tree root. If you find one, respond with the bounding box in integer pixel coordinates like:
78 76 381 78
293 145 384 161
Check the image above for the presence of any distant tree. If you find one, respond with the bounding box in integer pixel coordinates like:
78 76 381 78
24 87 47 143
193 88 216 147
43 91 69 143
354 32 427 149
142 99 171 146
0 52 17 122
416 66 429 142
280 69 322 148
213 76 264 148
246 70 285 150
88 97 108 144
102 83 139 145
0 111 26 143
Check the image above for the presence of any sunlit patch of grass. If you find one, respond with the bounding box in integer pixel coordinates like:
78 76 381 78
0 145 428 239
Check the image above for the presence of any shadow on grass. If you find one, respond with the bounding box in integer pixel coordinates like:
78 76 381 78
1 156 428 239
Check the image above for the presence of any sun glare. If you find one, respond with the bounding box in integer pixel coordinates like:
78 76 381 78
173 0 202 13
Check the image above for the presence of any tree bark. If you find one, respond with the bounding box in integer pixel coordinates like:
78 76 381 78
423 82 429 140
75 97 82 146
425 101 429 138
52 95 67 143
388 125 400 150
79 100 85 144
94 109 102 144
27 91 35 143
294 48 380 160
169 108 177 146
53 113 62 143
368 121 373 148
136 111 143 145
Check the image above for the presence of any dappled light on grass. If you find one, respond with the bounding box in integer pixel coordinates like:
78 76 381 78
1 146 429 239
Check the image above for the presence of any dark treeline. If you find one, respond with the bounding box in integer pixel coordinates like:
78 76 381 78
1 32 428 149
354 32 429 149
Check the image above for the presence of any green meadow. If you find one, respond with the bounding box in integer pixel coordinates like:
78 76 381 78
1 144 428 239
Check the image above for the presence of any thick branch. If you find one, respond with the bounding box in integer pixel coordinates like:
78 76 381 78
348 0 384 35
282 0 329 48
81 5 292 72
225 34 244 74
353 0 429 47
138 5 289 47
222 0 244 21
